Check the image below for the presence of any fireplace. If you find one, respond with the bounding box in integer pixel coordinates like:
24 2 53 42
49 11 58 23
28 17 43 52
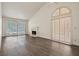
32 31 36 35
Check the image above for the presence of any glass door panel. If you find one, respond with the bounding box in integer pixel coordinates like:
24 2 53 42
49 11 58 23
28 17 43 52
52 7 71 44
6 18 26 36
17 20 25 34
52 20 55 40
6 19 17 35
64 17 71 43
60 18 65 42
52 19 59 41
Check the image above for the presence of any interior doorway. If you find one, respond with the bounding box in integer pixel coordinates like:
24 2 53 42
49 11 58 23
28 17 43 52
52 7 72 44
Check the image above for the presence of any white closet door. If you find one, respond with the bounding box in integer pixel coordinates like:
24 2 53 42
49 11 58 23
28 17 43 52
52 19 59 41
64 17 71 44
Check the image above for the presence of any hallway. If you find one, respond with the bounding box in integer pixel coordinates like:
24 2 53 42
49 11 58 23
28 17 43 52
0 35 79 56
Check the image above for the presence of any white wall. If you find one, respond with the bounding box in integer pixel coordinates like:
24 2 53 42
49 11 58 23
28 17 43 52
29 2 79 46
0 2 2 48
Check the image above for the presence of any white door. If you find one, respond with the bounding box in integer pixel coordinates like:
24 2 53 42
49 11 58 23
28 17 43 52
60 18 65 43
52 18 71 44
52 19 59 42
64 17 71 44
52 7 71 44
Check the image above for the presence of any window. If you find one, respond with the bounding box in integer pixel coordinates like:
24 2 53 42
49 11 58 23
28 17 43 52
52 7 71 44
18 20 25 34
6 18 25 35
7 19 17 33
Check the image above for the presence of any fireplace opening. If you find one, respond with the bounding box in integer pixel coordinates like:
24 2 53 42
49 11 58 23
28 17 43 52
32 31 36 35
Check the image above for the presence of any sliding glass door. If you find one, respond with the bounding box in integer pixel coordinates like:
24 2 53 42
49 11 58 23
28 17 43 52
52 7 71 44
6 18 25 36
6 19 17 35
17 20 25 35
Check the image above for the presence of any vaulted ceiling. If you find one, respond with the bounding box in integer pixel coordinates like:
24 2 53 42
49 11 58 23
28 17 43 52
2 2 46 20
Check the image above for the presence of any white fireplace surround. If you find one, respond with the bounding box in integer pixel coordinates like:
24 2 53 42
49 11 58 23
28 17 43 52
31 26 39 37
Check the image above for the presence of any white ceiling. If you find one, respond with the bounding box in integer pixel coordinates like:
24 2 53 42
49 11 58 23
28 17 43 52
2 2 46 20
